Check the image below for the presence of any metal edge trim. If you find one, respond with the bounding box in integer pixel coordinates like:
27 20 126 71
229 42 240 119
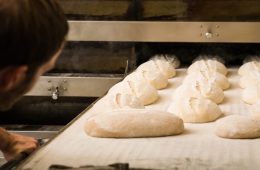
67 21 260 43
25 76 122 97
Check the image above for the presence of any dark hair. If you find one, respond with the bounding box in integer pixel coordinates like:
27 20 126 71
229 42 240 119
0 0 69 69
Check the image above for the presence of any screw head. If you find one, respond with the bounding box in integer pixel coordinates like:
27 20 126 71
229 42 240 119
205 32 213 39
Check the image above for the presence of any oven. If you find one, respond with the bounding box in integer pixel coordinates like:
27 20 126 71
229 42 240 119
1 0 260 169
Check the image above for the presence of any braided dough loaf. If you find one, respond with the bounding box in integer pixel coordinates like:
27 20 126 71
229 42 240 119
173 81 224 104
108 80 158 106
138 59 176 79
183 70 230 90
188 59 228 76
242 84 260 104
85 109 184 138
105 93 145 110
239 70 260 88
238 61 260 76
168 97 222 123
250 100 260 121
124 70 168 90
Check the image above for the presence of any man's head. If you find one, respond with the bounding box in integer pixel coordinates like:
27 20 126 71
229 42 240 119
0 0 68 111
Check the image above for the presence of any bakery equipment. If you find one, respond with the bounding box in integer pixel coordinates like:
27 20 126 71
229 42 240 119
2 0 260 169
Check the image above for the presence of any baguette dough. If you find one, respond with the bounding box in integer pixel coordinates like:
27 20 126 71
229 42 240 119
137 59 176 79
215 115 260 139
108 80 158 106
238 61 260 76
173 81 224 104
183 71 230 90
85 109 184 138
242 84 260 104
168 97 222 123
188 59 228 76
124 70 168 90
239 70 260 88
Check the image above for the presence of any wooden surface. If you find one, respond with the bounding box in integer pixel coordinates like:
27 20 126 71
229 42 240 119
18 68 260 170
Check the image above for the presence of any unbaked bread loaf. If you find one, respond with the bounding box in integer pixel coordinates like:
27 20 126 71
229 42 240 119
124 70 168 90
215 115 260 139
238 61 260 76
153 58 177 78
168 97 222 123
239 70 260 88
137 59 176 79
85 109 184 138
106 93 145 110
173 81 224 104
108 80 158 106
183 70 230 90
250 100 260 121
188 59 228 76
242 84 260 104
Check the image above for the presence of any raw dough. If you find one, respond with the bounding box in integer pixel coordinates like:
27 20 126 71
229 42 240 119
173 81 224 104
183 70 230 90
108 80 158 106
187 59 228 76
105 93 145 110
124 70 168 90
85 109 184 138
250 99 260 121
215 115 260 139
137 59 176 79
168 97 222 123
239 70 260 88
238 61 260 76
242 84 260 104
153 58 177 78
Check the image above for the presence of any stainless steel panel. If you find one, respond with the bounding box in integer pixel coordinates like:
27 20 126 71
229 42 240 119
68 21 260 43
26 76 122 97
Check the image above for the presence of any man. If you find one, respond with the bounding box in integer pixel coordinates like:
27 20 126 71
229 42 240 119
0 0 68 160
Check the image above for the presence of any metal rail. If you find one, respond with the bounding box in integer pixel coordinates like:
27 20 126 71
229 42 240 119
68 21 260 43
25 76 122 97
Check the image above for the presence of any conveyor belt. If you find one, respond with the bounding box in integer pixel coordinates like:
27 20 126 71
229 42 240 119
17 69 260 170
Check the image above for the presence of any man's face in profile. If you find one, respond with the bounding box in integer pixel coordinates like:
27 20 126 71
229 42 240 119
0 48 62 111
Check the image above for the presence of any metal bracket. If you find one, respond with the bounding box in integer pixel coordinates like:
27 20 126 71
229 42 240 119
47 80 68 100
200 24 220 39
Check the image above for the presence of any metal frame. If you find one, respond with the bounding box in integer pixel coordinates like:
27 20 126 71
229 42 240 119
25 76 122 98
68 21 260 43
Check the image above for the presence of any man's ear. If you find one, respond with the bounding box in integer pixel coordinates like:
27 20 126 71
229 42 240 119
0 66 28 92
